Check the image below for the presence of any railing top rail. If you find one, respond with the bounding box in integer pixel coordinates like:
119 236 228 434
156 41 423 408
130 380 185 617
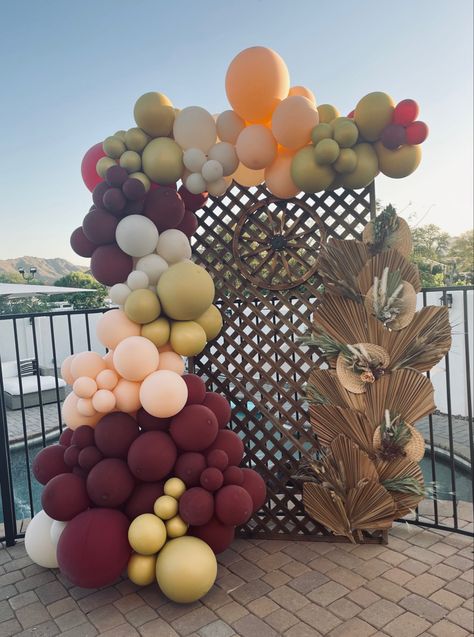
0 307 109 321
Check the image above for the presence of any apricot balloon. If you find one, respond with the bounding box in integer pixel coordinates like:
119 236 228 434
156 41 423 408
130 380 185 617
288 85 316 104
96 309 141 350
139 370 188 418
236 125 277 170
271 95 319 150
113 336 159 382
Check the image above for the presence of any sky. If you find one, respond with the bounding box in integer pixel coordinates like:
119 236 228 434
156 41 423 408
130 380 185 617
0 0 472 264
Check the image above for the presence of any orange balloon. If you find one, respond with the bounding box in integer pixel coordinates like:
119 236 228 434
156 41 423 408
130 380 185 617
60 355 76 385
96 309 141 350
70 352 106 381
225 46 290 123
73 376 97 399
96 369 119 390
236 125 277 169
232 163 265 187
62 392 101 430
92 389 116 413
288 86 316 105
265 149 299 199
272 96 319 150
113 336 160 382
140 370 188 418
113 379 141 413
157 351 185 375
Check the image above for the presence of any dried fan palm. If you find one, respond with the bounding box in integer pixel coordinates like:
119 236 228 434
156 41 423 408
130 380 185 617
345 481 397 530
317 239 370 300
303 483 353 540
308 369 366 411
357 249 421 295
372 411 425 463
364 269 417 331
362 205 412 257
375 456 425 516
330 434 379 488
336 343 390 394
310 405 376 454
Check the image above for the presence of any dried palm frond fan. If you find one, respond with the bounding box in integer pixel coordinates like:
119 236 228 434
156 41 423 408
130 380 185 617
298 203 451 542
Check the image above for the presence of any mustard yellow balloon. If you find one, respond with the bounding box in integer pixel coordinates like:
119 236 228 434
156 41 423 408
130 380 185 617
142 138 184 185
125 289 161 325
333 148 358 174
125 127 150 152
332 120 359 148
157 261 215 321
166 515 188 538
314 139 340 165
141 317 170 347
154 495 178 520
155 537 217 603
127 553 157 586
374 141 422 178
134 92 175 137
164 477 186 500
291 146 335 193
340 143 379 189
114 130 127 141
195 305 223 341
170 321 207 357
317 104 340 124
103 136 126 159
128 514 167 555
96 156 117 178
311 123 333 145
354 92 395 142
120 150 141 173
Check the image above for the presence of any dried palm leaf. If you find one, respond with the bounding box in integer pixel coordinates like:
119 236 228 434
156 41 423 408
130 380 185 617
329 434 379 488
362 206 412 257
365 275 417 331
303 483 353 540
308 369 366 411
317 239 370 300
313 294 385 345
357 249 421 294
336 343 390 394
310 405 376 454
345 481 397 529
375 456 425 516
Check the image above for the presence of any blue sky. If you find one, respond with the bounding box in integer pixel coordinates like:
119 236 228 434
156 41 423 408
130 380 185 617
1 0 472 263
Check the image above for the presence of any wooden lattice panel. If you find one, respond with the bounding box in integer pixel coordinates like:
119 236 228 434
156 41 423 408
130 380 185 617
191 182 377 540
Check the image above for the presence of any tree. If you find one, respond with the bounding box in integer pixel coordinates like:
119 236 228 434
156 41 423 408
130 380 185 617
0 273 50 315
448 230 474 284
410 224 452 287
54 272 107 309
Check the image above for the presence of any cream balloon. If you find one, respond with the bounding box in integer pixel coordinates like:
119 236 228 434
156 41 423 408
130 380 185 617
115 215 159 257
183 148 207 172
109 283 131 306
50 520 67 547
201 160 223 182
208 142 239 176
136 254 168 285
127 270 150 290
25 510 59 568
216 110 245 144
156 229 191 264
206 178 228 197
173 106 217 152
186 173 207 195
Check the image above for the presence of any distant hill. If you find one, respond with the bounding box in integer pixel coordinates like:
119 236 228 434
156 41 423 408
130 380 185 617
0 257 88 284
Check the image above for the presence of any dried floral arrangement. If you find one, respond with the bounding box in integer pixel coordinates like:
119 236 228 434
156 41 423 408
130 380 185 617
297 204 452 542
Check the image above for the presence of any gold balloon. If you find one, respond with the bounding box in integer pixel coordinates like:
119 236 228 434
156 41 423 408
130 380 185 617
96 156 117 178
120 150 141 173
332 120 359 148
103 136 126 159
134 92 175 137
354 92 395 142
155 537 217 603
125 289 161 325
141 317 170 347
291 146 335 193
314 139 340 165
114 130 127 141
311 123 333 145
129 171 151 192
374 141 422 178
157 261 215 321
170 321 207 356
128 553 157 586
164 477 186 500
154 495 178 520
333 148 358 174
317 104 340 124
195 305 223 340
340 143 379 189
125 127 150 152
166 515 188 538
128 514 166 555
142 138 184 185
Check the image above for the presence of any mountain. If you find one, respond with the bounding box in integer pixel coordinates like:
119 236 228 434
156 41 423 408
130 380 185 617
0 257 88 284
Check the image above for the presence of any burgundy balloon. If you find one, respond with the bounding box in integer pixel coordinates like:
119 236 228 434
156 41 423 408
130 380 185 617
102 188 126 214
178 185 208 212
57 508 131 588
206 449 229 471
123 199 144 215
32 445 69 485
71 425 95 450
105 165 128 187
92 181 109 208
41 473 90 521
122 178 146 201
202 392 231 429
241 468 266 511
70 227 96 258
91 244 133 286
72 466 88 479
206 430 244 466
87 458 135 507
136 408 171 432
200 467 224 492
182 374 206 405
215 485 253 526
94 412 140 458
223 466 244 485
82 208 118 245
78 445 103 471
176 210 199 238
124 481 164 520
190 516 235 554
381 124 407 150
169 405 218 451
144 187 185 231
64 445 80 468
174 452 207 487
179 487 214 526
59 428 74 447
127 431 177 481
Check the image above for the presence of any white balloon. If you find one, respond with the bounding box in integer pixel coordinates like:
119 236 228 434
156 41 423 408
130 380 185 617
183 148 207 173
50 520 67 547
109 283 131 306
201 160 223 183
25 510 58 568
127 270 150 290
186 173 207 195
173 106 217 152
115 215 159 257
136 254 169 285
208 142 239 176
156 229 192 264
207 177 229 197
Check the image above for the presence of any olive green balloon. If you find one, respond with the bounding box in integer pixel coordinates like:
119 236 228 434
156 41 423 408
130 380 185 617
114 130 127 141
103 136 126 159
96 157 117 179
332 121 359 148
134 92 175 137
195 305 223 340
374 141 422 178
142 138 184 185
120 150 142 173
333 148 358 174
141 317 170 347
129 172 151 192
317 104 340 124
340 143 379 189
170 321 207 357
124 289 161 325
314 139 340 165
125 127 150 152
157 261 215 321
291 147 335 193
354 92 395 142
311 123 333 146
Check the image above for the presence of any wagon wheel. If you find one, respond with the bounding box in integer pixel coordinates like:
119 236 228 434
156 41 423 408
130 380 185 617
232 197 327 291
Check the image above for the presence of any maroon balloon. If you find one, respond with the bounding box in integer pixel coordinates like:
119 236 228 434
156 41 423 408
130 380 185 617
179 487 214 526
78 446 103 471
200 467 224 492
64 445 80 468
41 473 90 521
241 468 266 511
82 208 118 245
32 445 69 485
178 185 208 212
182 374 206 405
136 408 171 432
105 165 128 187
70 227 96 258
102 188 126 214
122 178 145 201
206 430 244 466
59 428 74 447
127 431 177 481
406 121 429 145
123 199 144 216
87 458 135 507
176 210 199 238
92 181 109 208
190 516 235 554
94 412 140 458
202 393 231 429
215 485 253 526
169 405 218 451
223 466 244 485
91 244 133 286
174 452 207 487
72 466 88 478
381 124 407 150
124 481 164 520
71 425 95 450
144 187 185 231
393 99 419 126
206 449 229 471
57 508 131 588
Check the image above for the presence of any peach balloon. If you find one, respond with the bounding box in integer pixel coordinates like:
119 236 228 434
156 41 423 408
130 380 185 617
73 376 98 399
92 389 117 413
113 336 160 382
216 110 245 144
70 351 106 381
113 379 142 413
265 149 299 199
288 85 316 105
62 393 101 430
272 96 319 150
232 163 265 187
140 370 188 418
96 369 119 390
60 355 76 385
103 351 116 370
77 398 97 417
157 352 185 375
159 343 174 353
225 46 290 123
96 309 141 350
235 125 277 170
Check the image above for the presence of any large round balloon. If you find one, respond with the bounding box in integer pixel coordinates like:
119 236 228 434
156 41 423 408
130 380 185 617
139 370 188 418
113 336 159 381
354 92 395 142
173 107 217 153
87 458 135 507
157 261 215 321
142 138 184 185
231 163 265 187
127 430 177 481
190 516 235 554
32 445 70 485
91 244 133 286
124 481 164 520
115 215 159 257
241 468 267 511
94 412 140 458
96 309 141 350
215 485 253 525
25 510 59 568
340 143 379 189
134 92 174 137
271 95 319 149
235 125 277 170
265 148 299 199
291 146 334 193
81 143 106 192
174 452 207 487
216 110 246 144
170 404 219 451
374 142 422 178
41 473 90 521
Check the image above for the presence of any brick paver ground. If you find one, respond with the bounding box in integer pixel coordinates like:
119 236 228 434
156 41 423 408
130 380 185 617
0 513 472 637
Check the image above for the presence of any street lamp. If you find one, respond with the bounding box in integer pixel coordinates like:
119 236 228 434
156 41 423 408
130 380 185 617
18 267 37 282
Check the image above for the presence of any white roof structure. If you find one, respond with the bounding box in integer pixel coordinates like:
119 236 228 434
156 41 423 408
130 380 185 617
0 284 95 298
